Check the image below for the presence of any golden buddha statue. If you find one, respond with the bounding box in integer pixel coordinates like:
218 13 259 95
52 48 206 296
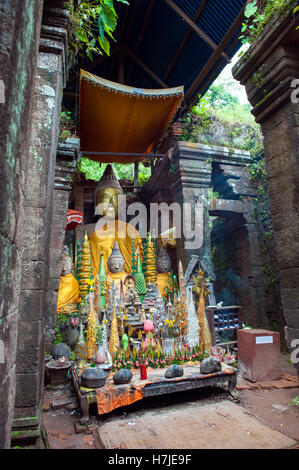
84 164 143 276
156 246 172 300
107 241 129 291
57 246 81 312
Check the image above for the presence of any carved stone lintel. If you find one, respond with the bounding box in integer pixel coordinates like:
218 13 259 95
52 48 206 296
55 138 80 190
39 0 70 84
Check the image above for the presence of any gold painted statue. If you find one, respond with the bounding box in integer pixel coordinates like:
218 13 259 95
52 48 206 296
156 246 172 299
57 246 81 313
82 164 143 276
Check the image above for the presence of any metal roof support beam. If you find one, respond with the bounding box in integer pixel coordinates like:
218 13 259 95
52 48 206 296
163 0 230 61
185 5 246 103
196 35 241 102
118 48 125 84
121 45 168 88
126 0 155 84
163 0 208 81
81 151 166 158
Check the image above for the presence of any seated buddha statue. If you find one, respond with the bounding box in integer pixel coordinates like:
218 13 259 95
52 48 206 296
156 246 172 300
82 164 143 276
57 246 81 313
107 241 129 291
123 275 142 313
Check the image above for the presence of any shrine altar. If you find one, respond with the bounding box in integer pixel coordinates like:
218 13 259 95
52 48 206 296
71 363 238 424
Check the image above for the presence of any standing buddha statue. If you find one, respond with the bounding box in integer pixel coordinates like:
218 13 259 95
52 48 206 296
156 246 172 300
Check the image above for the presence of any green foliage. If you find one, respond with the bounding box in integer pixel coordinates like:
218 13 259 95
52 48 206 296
249 152 274 241
240 0 298 45
207 187 220 200
77 159 151 184
181 82 262 153
289 395 299 406
59 109 76 140
67 0 129 64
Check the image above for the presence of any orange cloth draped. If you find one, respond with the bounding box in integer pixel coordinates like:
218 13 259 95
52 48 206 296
88 220 143 276
57 273 80 311
92 364 236 415
79 70 184 163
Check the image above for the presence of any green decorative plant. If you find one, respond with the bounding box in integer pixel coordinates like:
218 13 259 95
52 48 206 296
67 0 129 63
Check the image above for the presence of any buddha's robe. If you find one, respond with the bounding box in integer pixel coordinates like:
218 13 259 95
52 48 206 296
57 273 80 311
107 270 128 291
88 220 143 276
156 273 171 299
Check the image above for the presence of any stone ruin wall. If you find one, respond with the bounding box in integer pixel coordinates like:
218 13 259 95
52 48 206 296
0 0 44 449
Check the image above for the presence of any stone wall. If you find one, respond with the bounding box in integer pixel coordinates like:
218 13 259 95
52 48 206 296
0 0 44 449
11 1 70 446
45 139 80 353
233 10 299 374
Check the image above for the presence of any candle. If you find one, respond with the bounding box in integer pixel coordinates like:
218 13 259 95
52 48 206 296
140 364 147 380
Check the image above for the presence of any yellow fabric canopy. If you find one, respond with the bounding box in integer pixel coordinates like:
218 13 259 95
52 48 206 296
79 69 184 163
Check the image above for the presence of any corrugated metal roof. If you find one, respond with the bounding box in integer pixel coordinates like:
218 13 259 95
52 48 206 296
66 0 247 105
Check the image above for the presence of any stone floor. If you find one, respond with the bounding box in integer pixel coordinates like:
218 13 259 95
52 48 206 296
42 353 299 449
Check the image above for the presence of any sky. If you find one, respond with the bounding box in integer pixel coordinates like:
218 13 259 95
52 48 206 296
213 44 250 105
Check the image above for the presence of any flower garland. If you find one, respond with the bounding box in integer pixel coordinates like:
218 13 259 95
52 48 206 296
112 347 209 372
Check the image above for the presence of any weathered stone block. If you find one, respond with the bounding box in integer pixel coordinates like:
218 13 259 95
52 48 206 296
113 369 133 384
164 364 184 379
21 260 47 290
14 373 40 408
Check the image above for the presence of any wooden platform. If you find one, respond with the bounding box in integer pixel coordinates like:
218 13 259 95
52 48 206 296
71 363 238 424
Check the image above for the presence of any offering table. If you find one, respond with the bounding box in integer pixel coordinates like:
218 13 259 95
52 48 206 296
71 363 238 424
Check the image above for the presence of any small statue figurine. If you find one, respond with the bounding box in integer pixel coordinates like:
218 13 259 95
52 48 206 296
57 246 81 313
156 246 172 300
107 241 129 290
123 275 143 335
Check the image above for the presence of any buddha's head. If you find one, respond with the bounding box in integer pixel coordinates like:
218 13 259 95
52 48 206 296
61 246 72 276
156 247 171 274
108 242 125 273
95 164 123 219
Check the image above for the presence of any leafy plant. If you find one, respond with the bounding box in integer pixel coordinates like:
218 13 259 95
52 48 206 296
239 0 298 45
67 0 129 63
289 395 299 406
78 159 151 184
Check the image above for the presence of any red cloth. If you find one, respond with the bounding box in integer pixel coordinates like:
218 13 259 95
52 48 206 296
66 209 83 230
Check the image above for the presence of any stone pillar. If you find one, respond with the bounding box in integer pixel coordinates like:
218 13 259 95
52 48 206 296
12 0 70 445
0 0 44 449
171 142 214 281
45 139 80 353
233 10 299 375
